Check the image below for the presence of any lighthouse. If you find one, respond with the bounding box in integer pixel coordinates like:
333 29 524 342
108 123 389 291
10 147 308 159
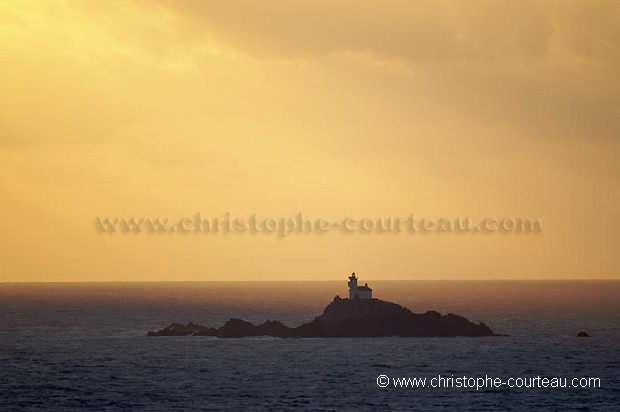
348 272 372 299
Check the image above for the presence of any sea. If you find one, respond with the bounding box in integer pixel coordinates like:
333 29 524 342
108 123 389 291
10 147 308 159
0 281 618 411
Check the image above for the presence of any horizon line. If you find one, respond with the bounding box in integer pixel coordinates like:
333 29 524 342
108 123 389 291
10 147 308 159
0 278 618 284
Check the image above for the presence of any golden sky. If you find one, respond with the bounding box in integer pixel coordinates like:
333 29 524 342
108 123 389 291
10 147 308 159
1 0 618 281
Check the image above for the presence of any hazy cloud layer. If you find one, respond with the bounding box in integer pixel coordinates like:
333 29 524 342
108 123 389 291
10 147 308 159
0 1 618 280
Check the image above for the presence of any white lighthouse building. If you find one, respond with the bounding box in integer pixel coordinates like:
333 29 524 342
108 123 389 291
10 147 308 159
348 272 372 299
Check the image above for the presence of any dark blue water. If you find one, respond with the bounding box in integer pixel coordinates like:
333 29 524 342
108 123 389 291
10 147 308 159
0 281 618 411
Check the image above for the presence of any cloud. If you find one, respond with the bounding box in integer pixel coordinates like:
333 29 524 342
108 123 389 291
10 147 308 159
158 0 618 65
153 0 620 143
0 0 619 280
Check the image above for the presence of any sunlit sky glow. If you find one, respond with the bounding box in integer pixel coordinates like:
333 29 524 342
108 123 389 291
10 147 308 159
1 0 618 281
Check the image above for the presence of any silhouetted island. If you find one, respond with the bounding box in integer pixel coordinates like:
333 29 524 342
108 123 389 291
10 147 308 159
148 273 499 338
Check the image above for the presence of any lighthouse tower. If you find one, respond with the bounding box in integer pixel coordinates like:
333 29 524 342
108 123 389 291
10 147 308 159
348 272 372 299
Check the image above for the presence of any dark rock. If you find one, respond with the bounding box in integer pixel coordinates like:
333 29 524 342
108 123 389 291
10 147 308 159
147 322 217 336
577 331 590 337
148 296 499 338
